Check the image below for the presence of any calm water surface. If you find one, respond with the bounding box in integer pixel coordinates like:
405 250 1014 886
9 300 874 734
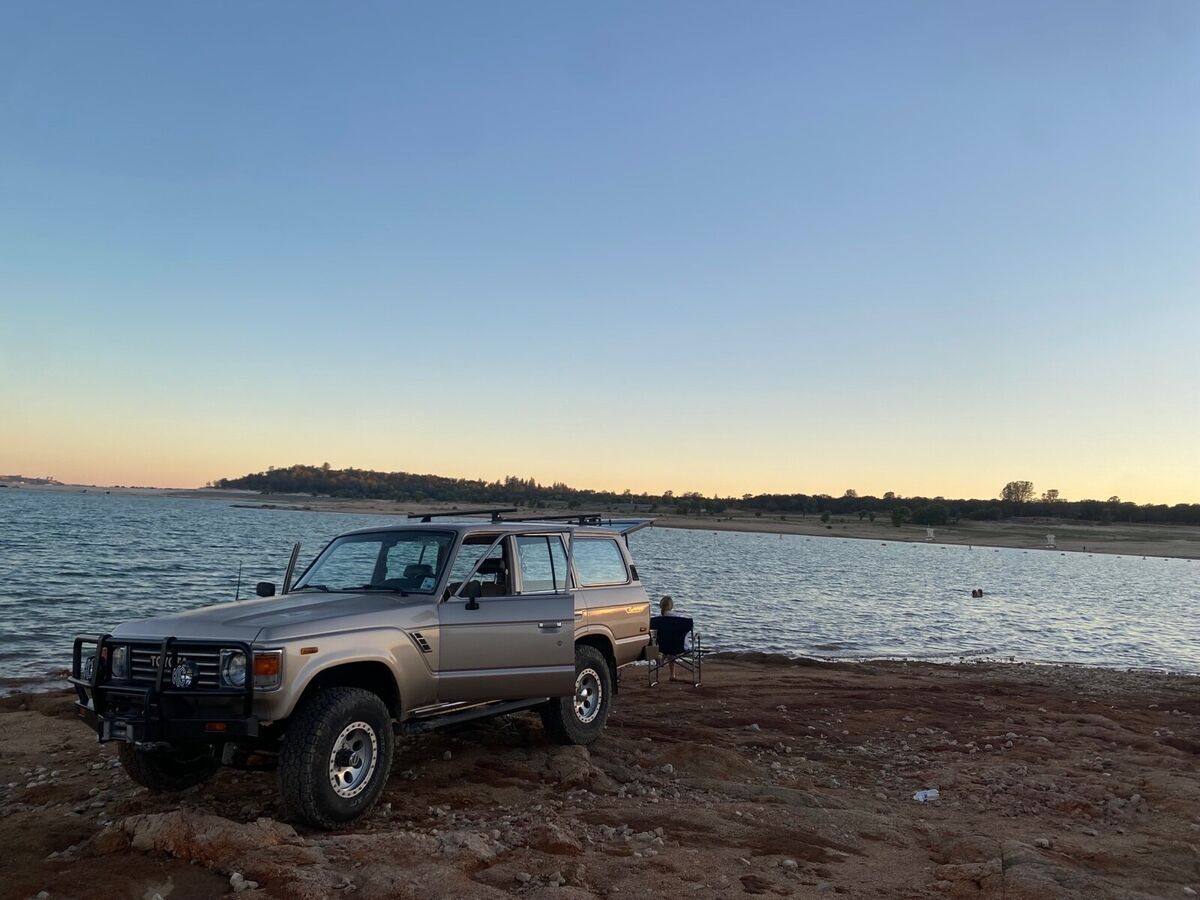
1 489 1196 685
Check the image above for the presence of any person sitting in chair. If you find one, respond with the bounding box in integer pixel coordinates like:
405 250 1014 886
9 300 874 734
657 595 692 682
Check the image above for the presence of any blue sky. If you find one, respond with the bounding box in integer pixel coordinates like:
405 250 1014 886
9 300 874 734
2 2 1198 501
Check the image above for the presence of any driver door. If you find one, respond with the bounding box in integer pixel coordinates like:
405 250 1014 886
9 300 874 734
437 533 575 702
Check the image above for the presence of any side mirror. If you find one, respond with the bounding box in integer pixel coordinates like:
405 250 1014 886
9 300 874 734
461 581 482 610
256 582 276 597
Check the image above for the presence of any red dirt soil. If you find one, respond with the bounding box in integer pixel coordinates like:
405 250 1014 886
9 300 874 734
2 656 1198 899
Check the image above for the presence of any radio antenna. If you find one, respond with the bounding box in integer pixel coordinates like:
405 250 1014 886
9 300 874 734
234 563 243 600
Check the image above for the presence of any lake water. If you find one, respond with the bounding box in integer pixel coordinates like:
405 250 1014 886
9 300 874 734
1 488 1197 687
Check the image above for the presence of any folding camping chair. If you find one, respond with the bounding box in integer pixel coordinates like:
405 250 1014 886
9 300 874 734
648 615 701 687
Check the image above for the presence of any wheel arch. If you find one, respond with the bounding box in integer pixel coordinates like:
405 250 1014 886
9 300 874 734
292 660 402 720
575 633 618 691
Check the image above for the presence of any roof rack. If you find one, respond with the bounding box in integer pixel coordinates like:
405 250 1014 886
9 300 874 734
407 507 518 523
404 508 655 538
504 513 656 540
501 512 607 526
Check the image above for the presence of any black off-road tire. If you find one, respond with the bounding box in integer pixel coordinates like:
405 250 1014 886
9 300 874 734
117 742 220 792
540 644 613 746
277 687 394 830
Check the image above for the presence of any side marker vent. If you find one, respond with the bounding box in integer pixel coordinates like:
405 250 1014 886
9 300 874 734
412 632 432 654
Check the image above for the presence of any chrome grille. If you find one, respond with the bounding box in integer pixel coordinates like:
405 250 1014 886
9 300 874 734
127 645 223 689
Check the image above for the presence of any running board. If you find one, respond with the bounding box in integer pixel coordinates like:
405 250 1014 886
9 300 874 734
396 697 549 735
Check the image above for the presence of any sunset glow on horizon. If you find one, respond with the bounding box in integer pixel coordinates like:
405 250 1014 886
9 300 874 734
2 3 1197 506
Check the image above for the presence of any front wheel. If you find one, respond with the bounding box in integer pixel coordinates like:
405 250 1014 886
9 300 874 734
277 687 394 830
540 644 613 745
117 742 219 792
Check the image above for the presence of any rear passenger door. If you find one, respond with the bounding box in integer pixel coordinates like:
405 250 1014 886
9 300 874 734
436 533 575 702
575 536 651 664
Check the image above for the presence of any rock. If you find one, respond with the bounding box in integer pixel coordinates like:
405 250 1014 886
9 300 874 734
525 820 583 855
230 872 260 892
115 811 323 868
1033 837 1051 849
545 746 595 787
515 872 532 883
660 764 674 775
82 825 132 857
1183 888 1196 897
781 858 798 869
746 724 761 732
442 750 452 761
436 830 496 860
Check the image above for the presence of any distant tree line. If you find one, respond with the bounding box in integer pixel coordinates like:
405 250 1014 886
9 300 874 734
210 466 1200 526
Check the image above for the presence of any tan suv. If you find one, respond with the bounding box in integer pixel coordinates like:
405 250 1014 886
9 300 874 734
70 512 652 828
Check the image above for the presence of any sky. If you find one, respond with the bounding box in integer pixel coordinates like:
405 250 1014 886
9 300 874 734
1 2 1198 503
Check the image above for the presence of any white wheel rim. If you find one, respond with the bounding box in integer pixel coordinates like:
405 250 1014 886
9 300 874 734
574 667 602 724
327 721 379 798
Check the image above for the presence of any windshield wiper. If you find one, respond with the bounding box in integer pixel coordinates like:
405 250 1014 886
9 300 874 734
293 584 330 592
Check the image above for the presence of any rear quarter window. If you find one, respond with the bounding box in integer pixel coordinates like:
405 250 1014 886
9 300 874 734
573 538 629 586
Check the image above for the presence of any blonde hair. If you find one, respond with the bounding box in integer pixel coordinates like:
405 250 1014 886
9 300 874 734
659 595 674 613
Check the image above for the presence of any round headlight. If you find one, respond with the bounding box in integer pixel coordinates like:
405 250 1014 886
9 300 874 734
82 654 97 681
221 650 247 688
110 646 129 679
171 660 197 689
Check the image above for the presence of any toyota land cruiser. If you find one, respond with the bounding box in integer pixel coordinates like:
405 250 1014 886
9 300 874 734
70 512 652 829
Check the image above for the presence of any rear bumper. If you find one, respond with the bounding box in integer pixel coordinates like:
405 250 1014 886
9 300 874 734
71 633 260 745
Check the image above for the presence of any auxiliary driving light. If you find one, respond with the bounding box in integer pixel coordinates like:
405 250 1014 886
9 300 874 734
171 660 198 689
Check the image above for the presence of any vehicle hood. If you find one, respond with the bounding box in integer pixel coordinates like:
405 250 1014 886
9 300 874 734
111 591 430 643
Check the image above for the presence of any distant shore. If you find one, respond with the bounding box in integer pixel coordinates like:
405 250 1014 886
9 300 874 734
8 482 1200 559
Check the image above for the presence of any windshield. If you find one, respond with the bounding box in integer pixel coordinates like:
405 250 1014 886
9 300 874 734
293 530 453 593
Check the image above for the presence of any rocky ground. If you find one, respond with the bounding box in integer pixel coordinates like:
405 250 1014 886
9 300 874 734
2 656 1199 900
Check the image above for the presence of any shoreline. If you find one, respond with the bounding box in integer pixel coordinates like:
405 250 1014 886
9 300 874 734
3 657 1197 898
7 482 1200 559
164 488 1200 560
7 652 1199 700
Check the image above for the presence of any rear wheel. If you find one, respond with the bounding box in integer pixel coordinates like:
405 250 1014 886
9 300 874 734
540 644 613 745
117 742 219 792
277 687 394 830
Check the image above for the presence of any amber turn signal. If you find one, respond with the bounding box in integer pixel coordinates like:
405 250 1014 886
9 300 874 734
253 653 281 677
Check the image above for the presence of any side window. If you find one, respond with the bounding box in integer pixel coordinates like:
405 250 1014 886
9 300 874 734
516 535 568 592
573 539 628 587
447 536 509 596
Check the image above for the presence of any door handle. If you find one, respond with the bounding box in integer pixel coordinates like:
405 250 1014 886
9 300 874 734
574 611 584 619
538 622 563 630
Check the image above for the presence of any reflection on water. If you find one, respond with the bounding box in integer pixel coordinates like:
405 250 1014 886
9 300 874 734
1 489 1197 683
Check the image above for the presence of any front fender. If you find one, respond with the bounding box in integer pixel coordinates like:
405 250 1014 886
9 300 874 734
254 631 434 722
